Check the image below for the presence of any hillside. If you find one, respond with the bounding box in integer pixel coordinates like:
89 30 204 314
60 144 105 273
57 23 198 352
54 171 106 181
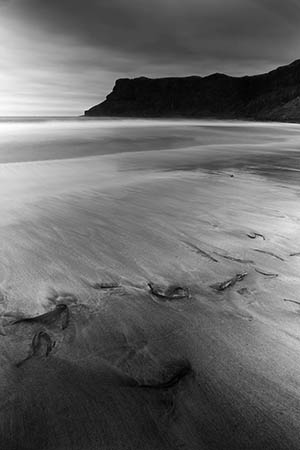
84 60 300 122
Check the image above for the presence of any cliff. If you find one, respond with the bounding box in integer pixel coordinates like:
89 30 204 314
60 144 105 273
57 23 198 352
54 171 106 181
84 60 300 122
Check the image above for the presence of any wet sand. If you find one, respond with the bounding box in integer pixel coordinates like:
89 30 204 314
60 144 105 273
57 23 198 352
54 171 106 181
1 119 300 449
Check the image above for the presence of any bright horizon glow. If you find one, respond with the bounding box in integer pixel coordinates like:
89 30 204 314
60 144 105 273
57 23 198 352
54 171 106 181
0 5 117 116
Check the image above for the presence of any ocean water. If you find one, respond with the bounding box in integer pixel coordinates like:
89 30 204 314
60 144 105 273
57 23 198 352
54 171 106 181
0 117 299 181
0 117 300 163
0 118 299 225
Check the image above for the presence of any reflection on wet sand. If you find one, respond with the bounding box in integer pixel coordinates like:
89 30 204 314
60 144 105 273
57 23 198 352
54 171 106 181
1 119 300 449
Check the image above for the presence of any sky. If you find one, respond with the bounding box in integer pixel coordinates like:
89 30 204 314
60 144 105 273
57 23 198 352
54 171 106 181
1 0 300 116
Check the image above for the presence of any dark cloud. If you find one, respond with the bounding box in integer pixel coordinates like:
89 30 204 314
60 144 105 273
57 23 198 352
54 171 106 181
9 0 300 69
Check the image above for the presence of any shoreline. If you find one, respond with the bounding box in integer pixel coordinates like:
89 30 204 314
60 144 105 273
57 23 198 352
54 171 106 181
1 121 300 448
1 166 300 448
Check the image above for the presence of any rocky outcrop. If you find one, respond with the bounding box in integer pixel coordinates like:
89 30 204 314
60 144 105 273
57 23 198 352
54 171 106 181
84 60 300 122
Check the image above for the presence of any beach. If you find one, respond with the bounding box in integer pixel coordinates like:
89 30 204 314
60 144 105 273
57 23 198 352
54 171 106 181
1 118 300 449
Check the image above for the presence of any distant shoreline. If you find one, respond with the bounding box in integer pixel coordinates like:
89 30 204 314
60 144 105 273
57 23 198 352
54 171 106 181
2 116 300 127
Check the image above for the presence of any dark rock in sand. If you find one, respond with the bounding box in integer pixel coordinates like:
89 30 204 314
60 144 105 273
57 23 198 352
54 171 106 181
247 232 265 240
16 331 54 367
211 272 248 291
253 249 284 261
12 304 69 330
283 298 300 306
92 282 120 290
148 282 190 300
255 269 278 278
215 253 254 264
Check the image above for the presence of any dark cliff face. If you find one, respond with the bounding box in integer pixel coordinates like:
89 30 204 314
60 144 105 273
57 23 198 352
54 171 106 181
84 60 300 122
